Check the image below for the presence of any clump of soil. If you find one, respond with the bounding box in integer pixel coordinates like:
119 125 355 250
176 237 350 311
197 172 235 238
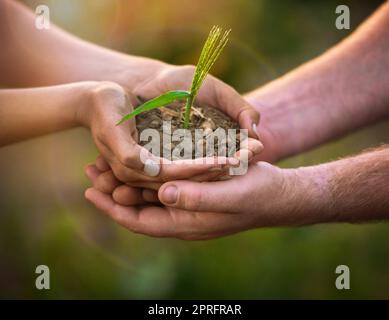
135 103 241 160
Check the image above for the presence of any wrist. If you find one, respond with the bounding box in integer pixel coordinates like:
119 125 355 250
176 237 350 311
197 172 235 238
244 88 290 163
47 81 101 129
286 164 333 225
244 73 329 162
247 163 330 228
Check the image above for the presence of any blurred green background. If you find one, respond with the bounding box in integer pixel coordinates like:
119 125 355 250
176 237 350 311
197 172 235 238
1 0 388 299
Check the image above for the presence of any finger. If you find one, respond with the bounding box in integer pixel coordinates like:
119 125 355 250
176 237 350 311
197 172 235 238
115 156 238 184
101 112 253 183
98 119 161 176
158 178 243 213
155 138 261 182
101 130 149 172
85 164 101 183
112 185 160 205
104 135 258 185
97 139 163 182
111 157 233 184
110 154 240 184
196 77 260 139
85 188 247 239
85 188 140 230
112 185 145 206
102 136 218 183
110 159 162 183
125 172 229 189
85 187 174 237
126 181 163 191
237 137 264 162
96 155 110 172
110 156 232 185
95 170 121 194
142 189 160 203
188 169 228 182
158 156 239 181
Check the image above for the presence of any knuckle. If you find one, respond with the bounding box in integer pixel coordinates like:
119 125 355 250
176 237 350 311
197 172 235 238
96 128 109 142
183 64 196 73
95 81 125 95
178 65 197 83
91 81 127 105
155 65 196 91
103 170 117 184
178 64 196 75
169 65 197 88
119 150 140 168
236 105 255 123
112 164 128 182
95 180 111 194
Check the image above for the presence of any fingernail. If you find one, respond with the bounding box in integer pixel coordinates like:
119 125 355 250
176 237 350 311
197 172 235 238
84 188 94 201
252 122 260 139
255 141 264 154
162 185 178 204
228 157 240 166
208 167 223 172
143 158 160 177
85 167 92 179
237 149 253 162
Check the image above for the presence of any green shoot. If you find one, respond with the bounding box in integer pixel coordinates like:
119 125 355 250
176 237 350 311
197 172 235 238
183 26 230 128
116 90 190 125
117 26 230 128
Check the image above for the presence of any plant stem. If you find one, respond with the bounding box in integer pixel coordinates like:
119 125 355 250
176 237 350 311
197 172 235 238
183 95 194 129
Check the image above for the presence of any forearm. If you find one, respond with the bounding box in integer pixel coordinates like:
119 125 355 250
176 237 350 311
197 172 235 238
294 146 389 225
0 0 164 90
247 2 389 162
0 82 96 146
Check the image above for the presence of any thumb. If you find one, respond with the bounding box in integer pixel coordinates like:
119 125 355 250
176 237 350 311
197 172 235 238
237 103 260 140
158 179 242 213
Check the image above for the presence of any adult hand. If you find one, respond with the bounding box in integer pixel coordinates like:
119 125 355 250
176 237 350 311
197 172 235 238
123 63 260 140
84 161 326 240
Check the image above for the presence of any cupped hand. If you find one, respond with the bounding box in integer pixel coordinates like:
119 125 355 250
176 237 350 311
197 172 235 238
130 64 261 140
124 63 265 187
84 161 321 240
78 81 261 188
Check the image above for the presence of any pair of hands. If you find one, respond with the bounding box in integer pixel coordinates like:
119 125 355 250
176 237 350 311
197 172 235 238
85 157 303 240
82 62 294 239
78 63 267 185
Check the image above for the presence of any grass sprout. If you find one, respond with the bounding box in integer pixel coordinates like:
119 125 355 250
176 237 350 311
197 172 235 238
117 26 230 129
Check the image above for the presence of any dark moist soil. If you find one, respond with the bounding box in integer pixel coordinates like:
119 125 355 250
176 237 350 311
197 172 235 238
135 103 241 160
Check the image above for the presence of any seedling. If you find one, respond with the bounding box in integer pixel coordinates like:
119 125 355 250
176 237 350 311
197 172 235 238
117 26 230 129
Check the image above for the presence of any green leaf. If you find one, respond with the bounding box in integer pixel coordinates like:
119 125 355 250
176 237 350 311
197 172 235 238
116 90 191 125
183 26 230 128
